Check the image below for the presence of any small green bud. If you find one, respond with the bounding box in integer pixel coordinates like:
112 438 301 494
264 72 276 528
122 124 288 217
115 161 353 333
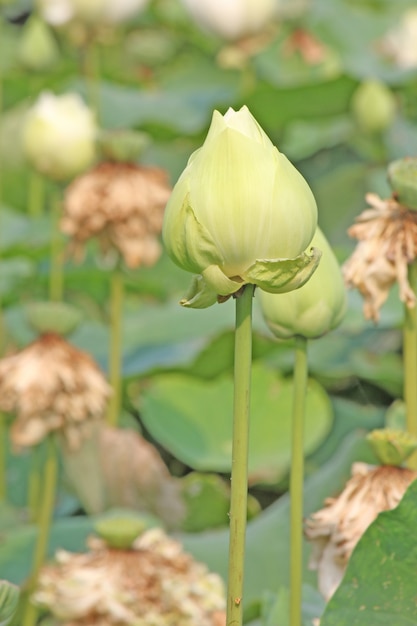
18 15 59 72
22 91 96 182
387 157 417 210
260 228 346 339
94 516 147 549
0 581 19 626
26 301 83 336
351 79 396 134
163 106 319 307
97 129 150 163
367 428 417 466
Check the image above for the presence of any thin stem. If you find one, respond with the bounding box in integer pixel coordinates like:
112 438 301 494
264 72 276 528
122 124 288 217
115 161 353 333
106 268 124 427
404 261 417 469
49 188 64 302
83 37 100 120
226 284 255 626
289 335 308 626
28 172 45 218
0 415 6 501
27 444 43 523
22 435 58 626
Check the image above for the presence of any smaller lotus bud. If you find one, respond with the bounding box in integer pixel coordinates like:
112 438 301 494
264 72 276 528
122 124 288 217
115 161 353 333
388 157 417 211
26 301 83 336
94 516 147 549
180 0 277 41
367 428 417 466
260 228 346 339
163 105 319 308
351 79 396 134
0 581 19 626
18 15 59 72
97 129 150 163
22 91 96 182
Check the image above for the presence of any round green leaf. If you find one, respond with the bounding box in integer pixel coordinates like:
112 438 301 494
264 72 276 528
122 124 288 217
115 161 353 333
139 363 333 484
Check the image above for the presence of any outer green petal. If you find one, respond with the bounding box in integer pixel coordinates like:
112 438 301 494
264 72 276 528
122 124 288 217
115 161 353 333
244 247 322 293
202 264 243 296
163 184 223 275
180 275 219 309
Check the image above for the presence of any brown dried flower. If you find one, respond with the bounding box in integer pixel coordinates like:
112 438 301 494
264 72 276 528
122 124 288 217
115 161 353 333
33 528 226 626
61 162 171 269
343 192 417 321
305 462 417 600
0 333 110 450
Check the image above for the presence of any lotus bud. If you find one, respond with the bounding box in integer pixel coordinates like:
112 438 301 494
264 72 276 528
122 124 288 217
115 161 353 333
351 79 396 134
22 91 96 182
18 15 59 72
0 581 19 626
180 0 277 41
260 228 346 339
38 0 150 26
388 157 417 211
163 105 320 308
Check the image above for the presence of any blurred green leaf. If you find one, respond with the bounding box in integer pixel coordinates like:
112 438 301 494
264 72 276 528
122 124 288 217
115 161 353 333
139 362 333 483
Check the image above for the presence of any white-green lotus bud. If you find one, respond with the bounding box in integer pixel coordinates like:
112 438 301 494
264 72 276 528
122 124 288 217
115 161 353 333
22 91 96 182
180 0 276 41
260 228 346 339
38 0 150 26
18 15 59 72
163 106 320 308
351 79 396 134
0 581 19 626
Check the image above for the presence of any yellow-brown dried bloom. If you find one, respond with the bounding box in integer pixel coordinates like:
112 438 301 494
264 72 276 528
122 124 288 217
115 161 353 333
305 462 417 600
33 528 226 626
0 333 110 450
61 162 171 269
343 192 417 321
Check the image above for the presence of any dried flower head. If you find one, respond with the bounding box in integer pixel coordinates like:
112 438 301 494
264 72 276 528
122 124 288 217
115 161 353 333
61 162 171 269
305 462 417 600
33 528 226 626
0 333 110 450
343 192 417 321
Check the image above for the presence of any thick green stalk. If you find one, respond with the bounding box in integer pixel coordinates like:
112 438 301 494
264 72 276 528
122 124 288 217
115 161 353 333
289 335 308 626
404 262 417 469
22 435 58 626
106 268 124 427
226 284 255 626
49 189 64 302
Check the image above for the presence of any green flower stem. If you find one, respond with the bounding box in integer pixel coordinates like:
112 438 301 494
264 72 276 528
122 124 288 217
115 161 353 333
107 268 124 427
226 284 255 626
28 171 45 218
404 261 417 469
0 415 6 501
22 435 58 626
28 444 43 523
289 335 308 626
49 188 64 302
84 37 100 120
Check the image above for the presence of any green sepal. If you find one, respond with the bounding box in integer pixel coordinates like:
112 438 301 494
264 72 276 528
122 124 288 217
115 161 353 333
164 196 224 275
367 428 417 466
202 264 243 295
243 247 322 293
0 581 19 626
180 275 219 309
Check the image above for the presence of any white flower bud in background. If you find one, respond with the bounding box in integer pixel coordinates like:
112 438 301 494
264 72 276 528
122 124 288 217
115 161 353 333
180 0 277 41
22 91 96 182
38 0 150 26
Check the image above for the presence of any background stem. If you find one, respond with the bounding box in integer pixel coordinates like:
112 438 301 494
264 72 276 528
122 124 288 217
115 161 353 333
404 261 417 469
226 284 254 626
28 172 45 218
49 188 64 302
22 435 58 626
289 335 308 626
107 268 124 427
